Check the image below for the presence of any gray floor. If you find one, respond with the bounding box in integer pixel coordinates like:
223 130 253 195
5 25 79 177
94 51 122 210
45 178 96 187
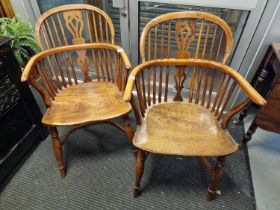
0 117 255 210
244 111 280 210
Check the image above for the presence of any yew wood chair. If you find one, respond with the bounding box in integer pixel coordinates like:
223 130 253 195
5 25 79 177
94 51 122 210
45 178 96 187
35 4 115 50
140 11 233 64
124 59 266 201
21 43 135 178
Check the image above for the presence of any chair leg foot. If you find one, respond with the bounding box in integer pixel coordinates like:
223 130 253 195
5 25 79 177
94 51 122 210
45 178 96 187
133 187 141 198
50 127 65 179
206 156 226 201
134 150 145 198
206 189 216 201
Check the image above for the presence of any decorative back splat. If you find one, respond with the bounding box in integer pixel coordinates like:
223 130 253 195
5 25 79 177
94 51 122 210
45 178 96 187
63 11 91 82
63 11 85 44
173 20 196 101
140 11 233 64
35 5 116 83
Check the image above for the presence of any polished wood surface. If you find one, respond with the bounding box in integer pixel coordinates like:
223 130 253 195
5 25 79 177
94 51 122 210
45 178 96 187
22 43 134 178
125 58 265 201
35 4 115 50
240 43 280 144
133 102 238 156
43 82 131 126
140 11 233 64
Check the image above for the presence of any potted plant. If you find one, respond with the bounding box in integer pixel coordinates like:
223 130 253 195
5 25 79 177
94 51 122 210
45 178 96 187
0 17 40 67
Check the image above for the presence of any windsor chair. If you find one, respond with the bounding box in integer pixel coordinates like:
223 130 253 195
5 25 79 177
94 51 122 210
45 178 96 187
124 59 266 201
27 4 140 178
22 43 135 178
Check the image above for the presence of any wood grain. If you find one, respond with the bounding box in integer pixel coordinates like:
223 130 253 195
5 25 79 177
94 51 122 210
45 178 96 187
133 102 238 156
42 82 131 126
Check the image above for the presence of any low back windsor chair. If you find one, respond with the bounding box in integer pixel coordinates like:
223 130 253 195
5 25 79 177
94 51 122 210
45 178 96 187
25 5 141 178
124 58 266 200
127 12 264 201
22 43 135 178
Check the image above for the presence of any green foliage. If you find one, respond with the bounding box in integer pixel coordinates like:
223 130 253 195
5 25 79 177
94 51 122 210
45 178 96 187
0 17 40 66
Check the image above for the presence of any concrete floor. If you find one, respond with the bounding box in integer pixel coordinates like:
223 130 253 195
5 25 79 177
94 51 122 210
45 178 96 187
244 112 280 210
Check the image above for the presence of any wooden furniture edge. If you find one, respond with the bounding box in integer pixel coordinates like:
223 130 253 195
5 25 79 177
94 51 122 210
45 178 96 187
21 43 131 82
123 59 266 106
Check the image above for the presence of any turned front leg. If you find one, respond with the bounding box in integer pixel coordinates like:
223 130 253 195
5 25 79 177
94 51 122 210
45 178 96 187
133 149 146 198
50 127 65 178
207 156 227 201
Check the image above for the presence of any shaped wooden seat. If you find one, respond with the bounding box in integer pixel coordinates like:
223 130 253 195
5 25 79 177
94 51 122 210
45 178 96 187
42 82 131 126
134 102 238 157
124 59 266 201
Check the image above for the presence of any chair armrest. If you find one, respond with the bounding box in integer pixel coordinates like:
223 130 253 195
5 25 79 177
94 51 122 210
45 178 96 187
123 62 147 101
116 47 131 70
221 98 251 129
219 64 266 106
124 59 267 104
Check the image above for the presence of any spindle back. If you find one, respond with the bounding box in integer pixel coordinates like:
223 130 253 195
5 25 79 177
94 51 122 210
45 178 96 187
35 4 115 50
22 43 130 107
124 59 264 127
140 11 233 64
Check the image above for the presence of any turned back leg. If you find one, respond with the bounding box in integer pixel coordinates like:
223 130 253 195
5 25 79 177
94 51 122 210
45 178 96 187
123 114 137 154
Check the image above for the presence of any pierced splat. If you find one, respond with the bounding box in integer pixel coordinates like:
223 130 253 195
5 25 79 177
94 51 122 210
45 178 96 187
76 49 91 82
63 11 85 44
63 11 91 82
173 20 196 101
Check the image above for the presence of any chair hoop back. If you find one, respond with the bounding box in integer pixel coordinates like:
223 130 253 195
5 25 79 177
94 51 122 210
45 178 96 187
35 4 115 50
140 11 233 64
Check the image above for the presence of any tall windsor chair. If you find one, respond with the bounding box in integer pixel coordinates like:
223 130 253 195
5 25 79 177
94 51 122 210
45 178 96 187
22 43 135 178
124 59 266 201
